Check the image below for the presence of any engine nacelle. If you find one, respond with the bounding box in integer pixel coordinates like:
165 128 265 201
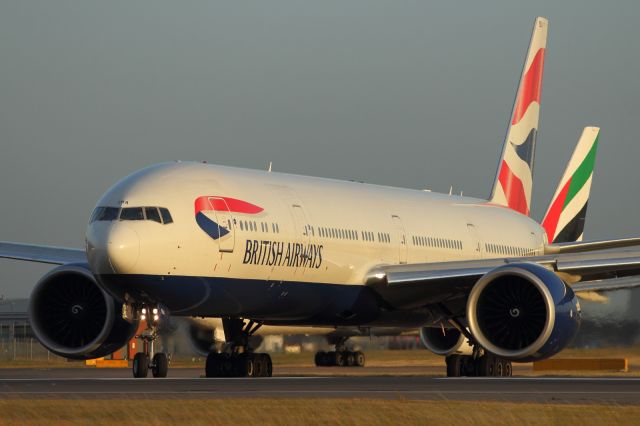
29 264 139 360
467 263 580 362
419 326 472 356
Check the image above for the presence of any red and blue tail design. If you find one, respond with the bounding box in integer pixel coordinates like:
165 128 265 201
490 17 548 216
194 196 263 240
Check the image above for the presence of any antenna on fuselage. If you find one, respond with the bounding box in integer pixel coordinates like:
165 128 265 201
449 186 453 196
268 161 273 172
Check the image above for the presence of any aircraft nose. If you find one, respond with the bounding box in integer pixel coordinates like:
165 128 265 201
107 224 139 273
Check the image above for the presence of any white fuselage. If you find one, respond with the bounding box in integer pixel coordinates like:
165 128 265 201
85 162 546 326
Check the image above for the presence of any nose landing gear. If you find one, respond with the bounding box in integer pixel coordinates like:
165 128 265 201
205 318 273 378
132 306 169 378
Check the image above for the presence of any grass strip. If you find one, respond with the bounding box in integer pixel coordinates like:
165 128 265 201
0 398 639 426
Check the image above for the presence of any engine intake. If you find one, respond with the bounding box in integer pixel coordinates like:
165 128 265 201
29 264 138 360
466 263 580 361
419 326 472 356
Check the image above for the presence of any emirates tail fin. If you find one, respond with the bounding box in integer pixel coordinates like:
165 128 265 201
542 127 600 243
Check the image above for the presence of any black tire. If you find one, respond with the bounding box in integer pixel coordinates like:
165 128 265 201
152 353 169 378
315 351 326 367
205 352 221 378
494 359 504 377
461 355 475 377
264 354 273 377
446 354 462 377
345 351 356 367
354 351 365 367
334 351 345 367
476 355 494 377
324 351 334 366
238 353 255 377
133 352 149 378
253 354 264 377
504 361 513 377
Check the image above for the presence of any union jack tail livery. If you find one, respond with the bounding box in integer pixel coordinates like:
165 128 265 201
542 127 600 243
490 17 548 216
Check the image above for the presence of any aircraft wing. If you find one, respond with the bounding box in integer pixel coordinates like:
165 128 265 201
366 249 640 310
544 237 640 254
0 241 85 265
571 276 640 292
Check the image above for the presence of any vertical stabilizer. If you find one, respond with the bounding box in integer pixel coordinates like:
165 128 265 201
489 17 548 216
542 127 600 243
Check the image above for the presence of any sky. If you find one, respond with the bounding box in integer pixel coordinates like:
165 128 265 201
2 1 640 298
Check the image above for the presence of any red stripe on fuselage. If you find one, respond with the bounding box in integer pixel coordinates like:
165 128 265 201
194 196 263 214
498 160 529 216
512 48 545 125
541 178 571 243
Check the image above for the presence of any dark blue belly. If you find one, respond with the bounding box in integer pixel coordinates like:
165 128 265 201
97 274 382 324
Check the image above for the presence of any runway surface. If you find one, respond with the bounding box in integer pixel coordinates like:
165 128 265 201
1 368 640 403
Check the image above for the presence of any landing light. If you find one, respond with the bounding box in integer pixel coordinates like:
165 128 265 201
152 308 158 315
142 308 147 314
154 314 159 321
141 314 146 320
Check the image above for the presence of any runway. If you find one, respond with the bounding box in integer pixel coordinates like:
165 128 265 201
1 368 639 403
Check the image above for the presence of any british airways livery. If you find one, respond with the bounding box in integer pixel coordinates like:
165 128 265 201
3 17 640 379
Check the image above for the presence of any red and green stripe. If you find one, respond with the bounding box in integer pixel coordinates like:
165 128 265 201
542 134 599 242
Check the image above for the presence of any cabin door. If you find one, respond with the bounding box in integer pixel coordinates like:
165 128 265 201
391 215 408 264
466 223 482 259
208 197 235 253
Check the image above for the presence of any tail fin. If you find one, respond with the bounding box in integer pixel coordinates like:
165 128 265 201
489 17 548 216
542 127 600 243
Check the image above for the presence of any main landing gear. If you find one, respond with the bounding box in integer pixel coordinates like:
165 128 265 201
132 306 169 378
445 350 512 377
205 318 273 378
314 337 365 367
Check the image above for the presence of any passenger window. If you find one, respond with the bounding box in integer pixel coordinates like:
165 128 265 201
159 208 173 224
120 207 144 221
145 207 162 223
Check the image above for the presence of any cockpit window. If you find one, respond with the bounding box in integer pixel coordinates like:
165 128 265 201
119 207 145 221
90 207 120 222
159 208 173 224
90 206 173 224
145 207 162 223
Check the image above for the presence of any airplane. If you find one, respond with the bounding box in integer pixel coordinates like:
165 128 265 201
184 124 606 367
3 16 640 379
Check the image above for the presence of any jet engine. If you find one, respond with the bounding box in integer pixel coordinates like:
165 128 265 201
419 326 472 356
467 263 580 362
29 264 138 360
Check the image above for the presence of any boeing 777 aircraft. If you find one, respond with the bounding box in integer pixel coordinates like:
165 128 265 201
3 17 640 378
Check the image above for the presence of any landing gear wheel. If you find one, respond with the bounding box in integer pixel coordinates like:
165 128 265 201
133 353 149 378
334 351 345 367
205 352 222 378
504 361 513 377
476 355 494 377
446 354 463 377
256 353 272 377
495 358 504 377
345 351 356 367
315 351 326 367
152 353 168 378
238 353 255 377
354 351 365 367
253 354 265 377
